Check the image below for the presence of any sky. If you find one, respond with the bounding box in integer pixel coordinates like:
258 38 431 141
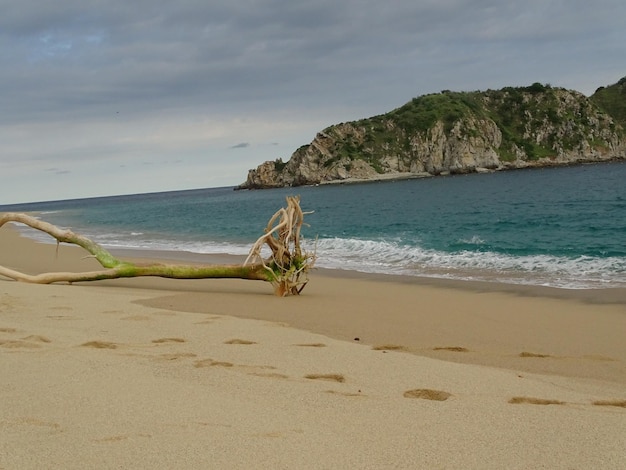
1 0 625 204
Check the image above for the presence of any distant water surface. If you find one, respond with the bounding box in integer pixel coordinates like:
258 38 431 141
2 162 625 289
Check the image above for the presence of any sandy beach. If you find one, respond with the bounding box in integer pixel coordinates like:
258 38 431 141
1 224 625 469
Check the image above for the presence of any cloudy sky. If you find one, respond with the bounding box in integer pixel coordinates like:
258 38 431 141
1 0 625 204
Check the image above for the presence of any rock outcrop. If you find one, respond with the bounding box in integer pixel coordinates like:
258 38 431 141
237 79 626 189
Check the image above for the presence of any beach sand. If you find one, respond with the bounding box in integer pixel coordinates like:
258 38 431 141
1 224 625 469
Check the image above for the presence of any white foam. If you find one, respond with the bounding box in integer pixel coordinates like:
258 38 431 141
309 237 626 289
458 235 485 245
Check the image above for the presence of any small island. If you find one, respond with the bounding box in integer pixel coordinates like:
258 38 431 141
237 77 626 189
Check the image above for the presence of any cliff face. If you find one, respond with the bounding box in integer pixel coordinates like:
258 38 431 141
238 79 626 189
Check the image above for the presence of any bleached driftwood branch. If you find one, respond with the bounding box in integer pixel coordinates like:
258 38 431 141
0 196 315 296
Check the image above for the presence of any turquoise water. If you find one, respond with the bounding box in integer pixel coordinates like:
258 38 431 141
2 162 625 289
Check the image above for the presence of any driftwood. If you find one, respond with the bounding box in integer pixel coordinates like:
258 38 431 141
0 196 315 296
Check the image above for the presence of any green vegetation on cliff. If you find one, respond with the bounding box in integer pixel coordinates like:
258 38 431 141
324 79 625 170
592 77 626 128
387 91 478 134
239 76 626 189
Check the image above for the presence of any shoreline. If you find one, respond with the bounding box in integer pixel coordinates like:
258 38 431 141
2 223 625 383
12 222 626 305
122 244 626 306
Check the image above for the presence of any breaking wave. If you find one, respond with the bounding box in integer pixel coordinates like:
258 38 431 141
309 237 626 289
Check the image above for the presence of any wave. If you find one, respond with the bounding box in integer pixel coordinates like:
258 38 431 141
92 233 253 257
308 237 626 289
13 225 253 256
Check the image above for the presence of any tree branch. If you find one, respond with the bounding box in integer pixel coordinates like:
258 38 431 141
0 196 315 296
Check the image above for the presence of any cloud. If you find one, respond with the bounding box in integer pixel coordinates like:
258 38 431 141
230 142 250 149
45 168 71 175
0 0 625 203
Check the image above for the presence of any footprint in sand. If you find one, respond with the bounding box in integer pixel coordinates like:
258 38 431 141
249 371 290 379
433 346 469 352
592 399 626 408
22 335 52 343
304 373 346 383
224 339 257 345
157 352 197 361
518 351 552 358
152 338 186 344
80 341 118 349
372 344 407 352
403 389 452 401
1 335 52 349
324 390 365 397
194 358 234 368
193 358 285 378
0 327 18 333
508 396 565 405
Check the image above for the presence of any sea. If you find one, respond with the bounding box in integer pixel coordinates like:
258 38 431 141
2 162 625 290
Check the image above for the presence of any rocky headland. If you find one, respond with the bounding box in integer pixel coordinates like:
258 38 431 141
237 77 626 189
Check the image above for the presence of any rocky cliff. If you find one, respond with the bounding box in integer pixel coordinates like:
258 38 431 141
237 78 626 189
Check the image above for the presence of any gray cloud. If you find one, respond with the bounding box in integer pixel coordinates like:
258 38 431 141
4 0 623 123
45 167 71 175
231 142 250 149
1 0 625 202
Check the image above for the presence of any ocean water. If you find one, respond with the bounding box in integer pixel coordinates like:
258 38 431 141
2 162 625 289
